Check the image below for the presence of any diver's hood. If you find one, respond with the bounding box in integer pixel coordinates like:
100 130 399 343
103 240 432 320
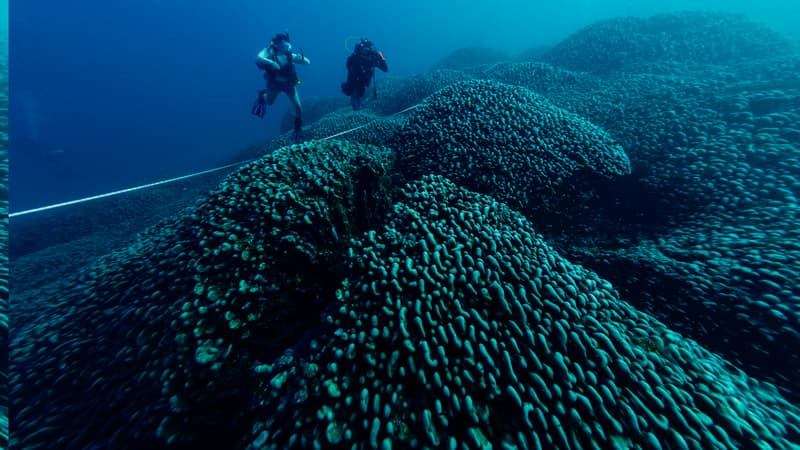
356 40 375 55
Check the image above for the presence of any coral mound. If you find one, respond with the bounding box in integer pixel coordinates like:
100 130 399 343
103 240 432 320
391 79 630 215
247 175 800 449
543 11 793 73
10 140 397 449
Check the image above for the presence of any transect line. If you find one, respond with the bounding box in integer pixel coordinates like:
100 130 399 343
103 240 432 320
9 103 422 218
8 160 252 218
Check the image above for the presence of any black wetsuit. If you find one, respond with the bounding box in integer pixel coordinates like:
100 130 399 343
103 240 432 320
342 51 388 99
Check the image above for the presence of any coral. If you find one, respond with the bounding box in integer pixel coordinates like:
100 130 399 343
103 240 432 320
542 11 794 74
9 10 800 450
465 61 601 94
535 50 800 400
9 140 396 449
247 175 800 449
390 79 630 216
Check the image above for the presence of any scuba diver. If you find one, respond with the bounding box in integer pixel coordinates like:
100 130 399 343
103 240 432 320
341 38 388 111
252 32 311 141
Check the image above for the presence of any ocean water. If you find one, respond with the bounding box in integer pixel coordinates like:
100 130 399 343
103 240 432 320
8 0 800 212
5 1 800 449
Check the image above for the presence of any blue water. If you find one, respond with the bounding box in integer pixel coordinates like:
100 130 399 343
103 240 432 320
8 0 799 212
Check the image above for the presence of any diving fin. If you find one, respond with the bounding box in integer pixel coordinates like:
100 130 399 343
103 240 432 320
251 89 268 118
292 117 303 142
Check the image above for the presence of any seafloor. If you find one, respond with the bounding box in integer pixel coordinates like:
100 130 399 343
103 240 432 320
8 11 800 450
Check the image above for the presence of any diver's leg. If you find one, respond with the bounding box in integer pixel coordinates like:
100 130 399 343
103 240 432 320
264 89 279 106
288 89 303 141
288 89 303 121
350 88 359 111
358 85 367 109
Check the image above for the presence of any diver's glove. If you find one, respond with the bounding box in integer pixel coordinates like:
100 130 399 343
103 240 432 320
292 117 303 142
251 89 268 118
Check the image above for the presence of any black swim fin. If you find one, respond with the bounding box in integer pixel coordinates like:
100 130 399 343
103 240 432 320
292 117 303 142
251 90 268 118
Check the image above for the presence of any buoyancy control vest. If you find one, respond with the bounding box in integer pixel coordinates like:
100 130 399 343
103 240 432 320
265 51 300 91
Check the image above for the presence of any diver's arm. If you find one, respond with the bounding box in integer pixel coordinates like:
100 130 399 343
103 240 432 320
256 48 280 70
292 53 311 65
374 51 388 72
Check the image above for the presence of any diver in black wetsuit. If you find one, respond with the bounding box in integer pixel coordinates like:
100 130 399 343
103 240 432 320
341 38 388 111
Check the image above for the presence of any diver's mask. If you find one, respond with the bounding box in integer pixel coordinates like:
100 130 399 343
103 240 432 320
271 33 292 54
277 40 292 53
